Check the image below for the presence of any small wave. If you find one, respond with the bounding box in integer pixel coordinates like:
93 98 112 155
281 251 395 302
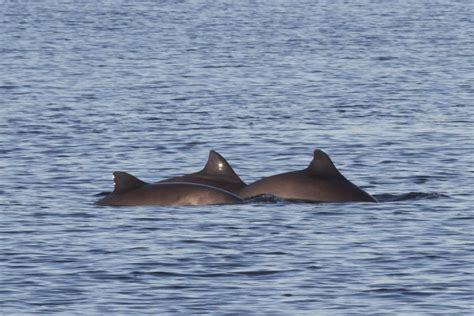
367 287 435 297
375 192 449 202
243 194 281 204
201 64 248 69
234 270 285 277
373 56 398 61
135 269 293 278
0 85 18 90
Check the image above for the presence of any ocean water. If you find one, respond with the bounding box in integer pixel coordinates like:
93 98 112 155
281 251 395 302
1 0 473 314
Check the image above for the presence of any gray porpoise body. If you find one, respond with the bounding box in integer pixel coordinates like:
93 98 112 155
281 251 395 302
96 171 242 206
239 149 376 203
158 150 246 194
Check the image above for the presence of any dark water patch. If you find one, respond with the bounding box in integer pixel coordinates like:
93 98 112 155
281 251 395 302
234 269 290 277
411 175 432 184
180 239 207 244
87 249 122 255
47 257 80 264
132 217 168 223
367 287 436 297
243 251 289 256
171 96 190 101
0 85 18 90
3 230 38 234
88 271 139 281
375 192 449 202
55 212 98 218
243 194 281 204
449 215 474 221
147 284 198 290
138 269 294 279
373 56 398 61
201 64 249 69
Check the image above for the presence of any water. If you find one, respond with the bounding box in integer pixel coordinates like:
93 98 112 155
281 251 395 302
1 0 473 314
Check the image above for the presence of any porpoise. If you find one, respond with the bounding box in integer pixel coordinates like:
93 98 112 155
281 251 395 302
159 150 246 194
96 171 242 206
239 149 376 203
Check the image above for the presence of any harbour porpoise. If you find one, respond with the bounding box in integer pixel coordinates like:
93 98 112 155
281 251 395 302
239 149 376 202
158 150 246 194
96 171 242 206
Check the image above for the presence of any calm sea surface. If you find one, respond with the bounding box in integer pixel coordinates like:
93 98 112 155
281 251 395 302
1 1 473 314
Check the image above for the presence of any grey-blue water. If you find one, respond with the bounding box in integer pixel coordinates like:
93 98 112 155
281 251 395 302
1 1 473 314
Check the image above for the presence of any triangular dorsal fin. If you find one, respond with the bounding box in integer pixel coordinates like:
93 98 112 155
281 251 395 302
199 150 244 183
306 149 342 177
112 171 147 194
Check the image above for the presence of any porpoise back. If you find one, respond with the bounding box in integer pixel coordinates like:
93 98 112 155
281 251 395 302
239 149 376 202
96 171 243 206
159 150 246 194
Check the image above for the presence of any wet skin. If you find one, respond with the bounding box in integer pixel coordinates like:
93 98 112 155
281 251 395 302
96 172 242 206
239 149 376 203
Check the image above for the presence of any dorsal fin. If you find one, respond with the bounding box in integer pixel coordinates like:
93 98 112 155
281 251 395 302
306 149 342 177
112 171 147 194
199 150 244 183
